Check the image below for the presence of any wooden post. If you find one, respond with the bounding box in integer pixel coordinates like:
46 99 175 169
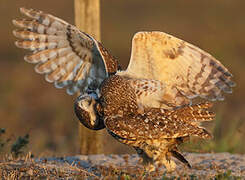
74 0 103 154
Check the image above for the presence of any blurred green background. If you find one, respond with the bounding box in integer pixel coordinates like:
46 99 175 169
0 0 244 157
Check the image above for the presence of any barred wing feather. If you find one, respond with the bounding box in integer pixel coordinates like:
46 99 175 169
124 31 235 107
13 7 118 95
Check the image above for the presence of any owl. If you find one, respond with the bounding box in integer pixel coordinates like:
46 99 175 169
13 8 235 172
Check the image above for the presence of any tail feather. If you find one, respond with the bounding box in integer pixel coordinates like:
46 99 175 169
170 150 191 169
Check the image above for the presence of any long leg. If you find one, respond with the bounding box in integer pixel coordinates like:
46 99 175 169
154 152 177 172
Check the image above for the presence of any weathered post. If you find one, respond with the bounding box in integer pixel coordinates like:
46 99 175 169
74 0 103 154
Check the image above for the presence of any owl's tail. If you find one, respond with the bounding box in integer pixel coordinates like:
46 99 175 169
170 149 191 169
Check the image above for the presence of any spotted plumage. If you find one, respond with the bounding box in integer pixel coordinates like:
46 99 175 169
13 8 235 172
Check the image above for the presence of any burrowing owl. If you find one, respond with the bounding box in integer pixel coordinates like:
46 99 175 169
13 8 235 172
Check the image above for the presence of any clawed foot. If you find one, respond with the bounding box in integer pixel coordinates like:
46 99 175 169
144 163 156 172
165 160 176 172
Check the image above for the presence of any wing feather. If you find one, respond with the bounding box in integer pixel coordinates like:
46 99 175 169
13 7 119 95
122 31 235 107
104 102 214 141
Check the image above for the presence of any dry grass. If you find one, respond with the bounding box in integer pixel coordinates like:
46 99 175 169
0 152 244 179
0 153 97 179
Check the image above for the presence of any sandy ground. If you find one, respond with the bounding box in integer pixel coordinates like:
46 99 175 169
1 152 244 179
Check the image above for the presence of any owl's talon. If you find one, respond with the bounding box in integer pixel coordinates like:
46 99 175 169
144 163 156 172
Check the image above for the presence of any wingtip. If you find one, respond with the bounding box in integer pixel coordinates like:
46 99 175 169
20 7 28 14
14 41 21 48
12 19 18 26
12 29 17 37
44 74 55 83
12 19 23 28
19 7 25 11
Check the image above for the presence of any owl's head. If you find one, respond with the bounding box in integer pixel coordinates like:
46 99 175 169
74 93 105 130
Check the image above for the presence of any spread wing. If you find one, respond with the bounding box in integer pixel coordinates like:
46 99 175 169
13 8 119 95
105 103 214 142
122 31 235 107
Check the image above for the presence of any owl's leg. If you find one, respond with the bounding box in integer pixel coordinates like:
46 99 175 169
134 147 155 172
154 152 176 172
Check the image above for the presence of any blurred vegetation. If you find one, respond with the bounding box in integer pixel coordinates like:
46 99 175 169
0 128 29 157
0 0 244 157
214 170 242 180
